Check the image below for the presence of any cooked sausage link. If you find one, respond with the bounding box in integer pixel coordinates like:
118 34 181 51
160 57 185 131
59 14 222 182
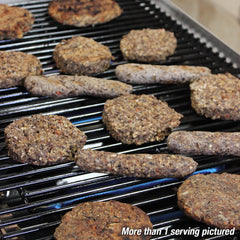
167 131 240 156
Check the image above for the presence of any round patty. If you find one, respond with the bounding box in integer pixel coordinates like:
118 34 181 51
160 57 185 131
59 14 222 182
120 28 177 62
102 94 183 145
54 200 153 240
190 73 240 121
0 4 34 40
48 0 122 27
177 173 240 229
0 51 43 89
53 36 112 75
4 114 87 166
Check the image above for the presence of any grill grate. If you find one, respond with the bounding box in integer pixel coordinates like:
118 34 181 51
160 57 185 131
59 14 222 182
0 0 240 239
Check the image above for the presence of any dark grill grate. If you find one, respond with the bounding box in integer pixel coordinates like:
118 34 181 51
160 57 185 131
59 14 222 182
0 0 240 239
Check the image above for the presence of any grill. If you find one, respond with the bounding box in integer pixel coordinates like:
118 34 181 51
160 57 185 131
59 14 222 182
0 0 240 239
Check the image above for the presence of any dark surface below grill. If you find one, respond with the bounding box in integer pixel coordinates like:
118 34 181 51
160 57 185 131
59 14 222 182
0 0 240 239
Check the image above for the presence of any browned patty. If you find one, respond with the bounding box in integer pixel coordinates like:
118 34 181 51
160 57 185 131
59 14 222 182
116 63 211 84
24 75 132 98
53 36 112 75
54 200 153 240
0 51 43 89
190 73 240 121
102 94 183 145
177 173 240 229
75 149 197 178
48 0 122 27
120 28 177 62
0 4 34 40
167 131 240 156
4 114 86 166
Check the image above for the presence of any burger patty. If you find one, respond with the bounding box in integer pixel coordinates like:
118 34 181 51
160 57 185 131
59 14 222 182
48 0 122 27
4 114 86 166
74 149 197 178
54 200 153 240
102 94 183 145
116 63 211 84
25 75 132 98
120 28 177 62
190 73 240 121
177 173 240 229
167 131 240 156
0 51 43 89
53 36 112 75
0 4 34 40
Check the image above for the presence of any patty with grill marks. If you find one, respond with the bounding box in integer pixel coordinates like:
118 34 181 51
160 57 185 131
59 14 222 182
120 28 177 62
48 0 122 27
116 63 211 84
177 173 240 229
190 73 240 121
25 75 132 98
167 131 240 156
0 4 34 40
4 114 86 166
75 149 198 178
54 200 153 240
102 94 183 145
53 36 112 75
0 51 43 89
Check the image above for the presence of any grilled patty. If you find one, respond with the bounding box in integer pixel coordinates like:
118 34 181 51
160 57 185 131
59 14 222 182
177 173 240 229
25 75 132 98
53 36 112 75
167 131 240 156
0 51 43 89
54 200 153 240
190 73 240 121
4 114 86 166
0 4 34 40
48 0 122 27
116 63 211 84
120 28 177 62
102 94 183 145
75 149 197 178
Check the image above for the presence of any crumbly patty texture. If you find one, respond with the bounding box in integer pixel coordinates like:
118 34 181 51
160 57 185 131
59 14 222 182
120 28 177 62
4 114 86 166
167 131 240 156
190 73 240 121
0 51 43 89
177 173 240 229
54 200 153 240
53 36 112 75
116 63 211 84
0 4 34 40
25 75 132 98
48 0 122 27
102 94 183 145
75 149 198 178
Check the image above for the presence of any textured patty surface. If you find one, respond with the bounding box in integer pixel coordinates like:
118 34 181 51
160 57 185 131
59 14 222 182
0 51 43 89
75 149 197 178
116 63 211 84
53 36 112 75
120 28 177 62
167 131 240 156
0 4 34 40
190 73 240 121
48 0 122 27
54 200 153 240
177 173 240 229
25 75 132 98
102 94 183 145
4 114 86 166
